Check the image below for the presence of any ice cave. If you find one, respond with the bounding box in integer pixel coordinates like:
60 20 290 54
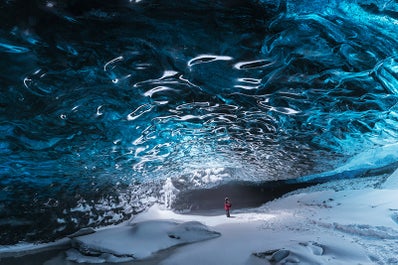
1 0 398 264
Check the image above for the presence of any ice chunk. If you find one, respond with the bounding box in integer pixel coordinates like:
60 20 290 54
67 220 220 262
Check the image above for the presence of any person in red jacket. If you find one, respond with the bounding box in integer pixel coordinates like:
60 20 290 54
224 197 232 217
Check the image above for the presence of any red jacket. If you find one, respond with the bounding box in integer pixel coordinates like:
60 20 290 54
224 201 232 210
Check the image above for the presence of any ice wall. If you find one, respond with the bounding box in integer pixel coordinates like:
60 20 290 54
1 0 398 244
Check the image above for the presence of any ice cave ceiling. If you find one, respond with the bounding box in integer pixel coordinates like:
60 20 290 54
1 0 398 243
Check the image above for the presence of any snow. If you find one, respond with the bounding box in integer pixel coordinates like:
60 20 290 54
1 170 398 264
382 167 398 189
67 219 220 263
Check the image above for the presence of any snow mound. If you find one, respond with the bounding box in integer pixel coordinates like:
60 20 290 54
67 220 220 263
167 221 221 242
251 240 370 265
381 167 398 189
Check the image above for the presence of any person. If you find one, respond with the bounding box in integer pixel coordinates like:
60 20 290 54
224 197 232 217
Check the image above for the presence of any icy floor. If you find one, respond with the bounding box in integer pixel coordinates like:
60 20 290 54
1 169 398 264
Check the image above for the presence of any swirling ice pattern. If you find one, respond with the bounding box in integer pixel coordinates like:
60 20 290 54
1 0 398 243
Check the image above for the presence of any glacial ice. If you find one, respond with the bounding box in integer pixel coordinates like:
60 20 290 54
1 0 398 244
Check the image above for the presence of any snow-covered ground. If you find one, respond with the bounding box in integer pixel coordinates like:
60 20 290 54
1 169 398 264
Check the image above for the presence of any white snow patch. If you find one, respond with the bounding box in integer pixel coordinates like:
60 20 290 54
67 219 220 263
382 167 398 189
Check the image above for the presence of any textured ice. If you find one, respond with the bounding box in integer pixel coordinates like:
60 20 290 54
1 0 398 243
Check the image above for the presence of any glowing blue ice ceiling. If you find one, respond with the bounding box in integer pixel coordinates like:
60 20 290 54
1 0 398 244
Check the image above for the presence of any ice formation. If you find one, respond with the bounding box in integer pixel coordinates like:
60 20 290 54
1 0 398 244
